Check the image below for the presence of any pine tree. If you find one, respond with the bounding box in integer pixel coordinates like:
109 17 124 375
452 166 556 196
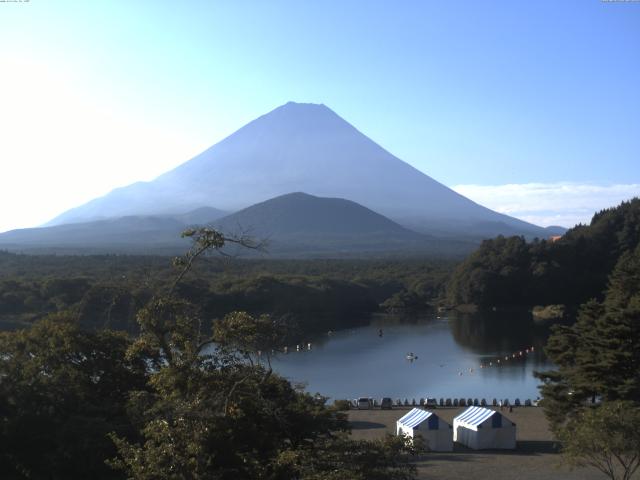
538 245 640 427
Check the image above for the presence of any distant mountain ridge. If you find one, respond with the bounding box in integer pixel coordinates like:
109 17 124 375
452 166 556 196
0 216 188 254
0 208 227 254
0 193 476 257
46 102 555 239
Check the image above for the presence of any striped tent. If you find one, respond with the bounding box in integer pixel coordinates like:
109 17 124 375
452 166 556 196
396 408 453 451
453 406 516 450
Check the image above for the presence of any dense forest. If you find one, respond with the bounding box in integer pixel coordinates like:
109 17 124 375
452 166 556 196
0 251 454 336
446 198 640 309
534 238 640 479
0 230 423 479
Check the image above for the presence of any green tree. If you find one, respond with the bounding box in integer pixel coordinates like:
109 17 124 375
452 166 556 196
538 246 640 429
0 314 147 480
446 198 640 309
537 245 640 479
275 434 420 480
559 401 640 480
110 228 420 479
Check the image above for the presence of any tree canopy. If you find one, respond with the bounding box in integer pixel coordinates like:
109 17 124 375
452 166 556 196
447 198 640 308
0 228 422 479
537 243 640 480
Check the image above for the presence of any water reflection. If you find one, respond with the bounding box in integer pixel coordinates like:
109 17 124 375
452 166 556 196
448 311 550 366
270 312 555 401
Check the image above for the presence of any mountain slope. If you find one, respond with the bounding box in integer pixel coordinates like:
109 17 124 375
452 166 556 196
171 206 227 226
213 192 472 256
215 192 419 237
47 102 549 238
0 216 188 253
0 193 475 257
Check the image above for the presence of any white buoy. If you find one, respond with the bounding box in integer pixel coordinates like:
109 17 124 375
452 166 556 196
307 343 312 350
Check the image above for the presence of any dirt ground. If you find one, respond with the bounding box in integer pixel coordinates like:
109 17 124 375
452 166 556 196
348 406 606 480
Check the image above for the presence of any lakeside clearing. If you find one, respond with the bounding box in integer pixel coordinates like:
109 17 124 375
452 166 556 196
349 407 603 480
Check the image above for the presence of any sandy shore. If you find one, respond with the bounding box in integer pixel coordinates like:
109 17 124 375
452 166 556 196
348 406 604 480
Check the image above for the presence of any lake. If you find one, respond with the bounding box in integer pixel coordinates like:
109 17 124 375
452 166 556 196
270 312 554 402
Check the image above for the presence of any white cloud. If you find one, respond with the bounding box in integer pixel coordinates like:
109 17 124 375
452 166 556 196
452 182 640 228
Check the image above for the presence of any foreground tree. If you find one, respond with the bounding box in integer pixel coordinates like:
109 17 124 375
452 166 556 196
110 228 420 479
0 314 147 479
559 402 640 480
538 246 640 428
537 245 640 479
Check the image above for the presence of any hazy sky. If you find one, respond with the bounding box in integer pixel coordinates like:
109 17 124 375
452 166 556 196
1 1 639 232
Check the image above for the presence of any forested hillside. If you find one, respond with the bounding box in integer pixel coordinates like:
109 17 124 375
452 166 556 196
446 198 640 308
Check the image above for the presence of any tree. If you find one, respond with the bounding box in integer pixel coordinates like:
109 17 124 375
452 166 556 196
446 198 640 309
275 434 420 480
538 246 640 429
0 314 147 479
213 310 296 373
559 401 640 480
110 228 421 479
537 245 640 479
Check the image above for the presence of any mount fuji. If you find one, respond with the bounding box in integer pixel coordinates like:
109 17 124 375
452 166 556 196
46 102 554 239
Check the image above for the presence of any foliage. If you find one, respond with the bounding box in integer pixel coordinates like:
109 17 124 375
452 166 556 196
0 314 147 479
274 434 421 480
0 251 453 336
107 227 421 480
0 227 424 479
559 401 640 480
537 244 640 430
447 198 640 308
536 240 640 480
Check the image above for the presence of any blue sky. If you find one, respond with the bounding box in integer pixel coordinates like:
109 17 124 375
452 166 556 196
1 0 639 231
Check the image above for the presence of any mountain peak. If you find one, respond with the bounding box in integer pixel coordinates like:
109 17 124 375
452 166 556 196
282 101 327 108
45 103 547 239
255 101 345 131
214 191 419 239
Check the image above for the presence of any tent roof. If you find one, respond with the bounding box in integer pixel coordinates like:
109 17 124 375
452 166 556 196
397 408 433 428
454 406 496 427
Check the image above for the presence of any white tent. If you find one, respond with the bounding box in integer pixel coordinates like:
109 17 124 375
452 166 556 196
453 406 516 450
396 408 453 452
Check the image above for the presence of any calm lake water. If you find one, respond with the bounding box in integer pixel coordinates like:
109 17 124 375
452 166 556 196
270 312 554 402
